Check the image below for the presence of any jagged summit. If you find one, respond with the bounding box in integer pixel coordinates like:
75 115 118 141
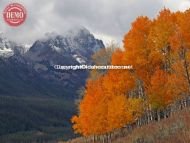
0 27 104 91
0 27 104 63
26 27 104 64
0 33 15 57
0 34 31 58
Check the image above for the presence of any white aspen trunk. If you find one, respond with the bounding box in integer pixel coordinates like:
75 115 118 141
157 110 160 121
184 98 187 107
102 135 105 143
164 109 167 119
150 111 153 121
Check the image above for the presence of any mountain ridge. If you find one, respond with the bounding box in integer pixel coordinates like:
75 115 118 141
0 27 105 142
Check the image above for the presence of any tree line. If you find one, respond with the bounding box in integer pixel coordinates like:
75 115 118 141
71 8 190 142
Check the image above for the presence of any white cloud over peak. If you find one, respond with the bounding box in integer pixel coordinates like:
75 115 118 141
0 0 189 45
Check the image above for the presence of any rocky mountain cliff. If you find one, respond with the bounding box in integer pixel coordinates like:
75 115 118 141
0 27 104 97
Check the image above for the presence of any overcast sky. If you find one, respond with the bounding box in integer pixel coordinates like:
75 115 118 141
0 0 190 45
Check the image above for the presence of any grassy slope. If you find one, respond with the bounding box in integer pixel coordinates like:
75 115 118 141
114 108 190 143
63 108 190 143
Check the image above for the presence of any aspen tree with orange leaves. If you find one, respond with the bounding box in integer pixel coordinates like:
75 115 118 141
71 8 190 142
123 16 153 88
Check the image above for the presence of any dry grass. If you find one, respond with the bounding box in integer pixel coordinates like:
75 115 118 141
62 108 190 143
115 108 190 143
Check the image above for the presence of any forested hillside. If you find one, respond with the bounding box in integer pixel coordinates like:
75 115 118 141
67 8 190 143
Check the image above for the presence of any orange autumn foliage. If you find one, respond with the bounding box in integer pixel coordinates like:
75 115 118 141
72 8 190 137
147 69 178 109
72 78 107 136
123 16 153 87
71 74 140 136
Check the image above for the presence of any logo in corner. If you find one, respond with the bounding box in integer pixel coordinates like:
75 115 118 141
3 3 27 27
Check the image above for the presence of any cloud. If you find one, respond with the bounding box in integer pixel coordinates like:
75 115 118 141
0 0 189 45
54 0 162 44
179 0 190 11
162 0 190 12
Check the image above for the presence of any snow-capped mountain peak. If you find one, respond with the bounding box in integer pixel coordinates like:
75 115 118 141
26 27 104 64
0 33 14 58
0 34 32 58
